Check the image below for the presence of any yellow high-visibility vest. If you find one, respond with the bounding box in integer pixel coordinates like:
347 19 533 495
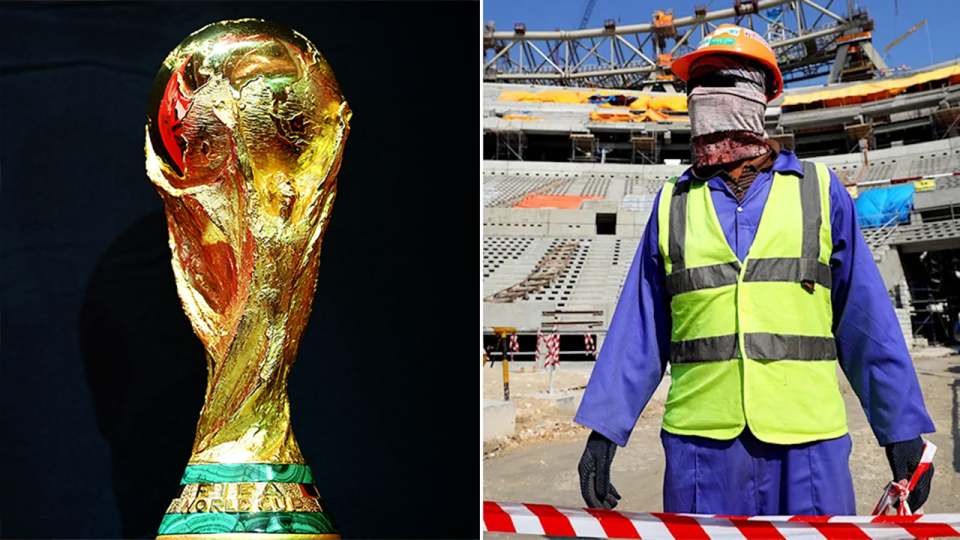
656 161 847 444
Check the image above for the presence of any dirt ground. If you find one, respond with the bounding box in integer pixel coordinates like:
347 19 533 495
483 350 960 518
483 364 594 455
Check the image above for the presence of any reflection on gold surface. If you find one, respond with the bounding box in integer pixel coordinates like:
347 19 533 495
145 19 350 465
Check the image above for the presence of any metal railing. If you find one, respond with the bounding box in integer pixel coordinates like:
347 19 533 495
860 210 910 252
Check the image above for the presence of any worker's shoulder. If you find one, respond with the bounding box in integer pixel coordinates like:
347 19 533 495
782 154 841 184
657 177 679 199
797 160 854 214
801 159 842 184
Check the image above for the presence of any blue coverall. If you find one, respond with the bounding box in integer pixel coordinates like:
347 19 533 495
574 149 935 515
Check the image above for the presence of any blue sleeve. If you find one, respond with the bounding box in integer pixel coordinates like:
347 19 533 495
573 189 673 447
828 171 936 446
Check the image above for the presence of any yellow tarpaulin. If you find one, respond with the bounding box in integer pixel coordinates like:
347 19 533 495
782 63 960 107
649 95 687 112
589 109 689 123
642 108 689 122
497 88 677 108
500 115 544 121
589 111 634 122
628 95 652 110
496 62 960 112
497 89 599 103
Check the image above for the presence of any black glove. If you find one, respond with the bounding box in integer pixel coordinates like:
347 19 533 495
578 430 622 509
885 437 934 511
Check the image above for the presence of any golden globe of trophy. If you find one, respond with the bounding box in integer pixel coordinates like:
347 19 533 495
144 19 350 539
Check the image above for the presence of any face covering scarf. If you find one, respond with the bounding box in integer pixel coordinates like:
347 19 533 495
688 56 769 168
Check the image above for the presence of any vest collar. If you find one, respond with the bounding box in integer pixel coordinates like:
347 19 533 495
676 147 805 188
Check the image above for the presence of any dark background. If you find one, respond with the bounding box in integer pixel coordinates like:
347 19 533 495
0 2 478 538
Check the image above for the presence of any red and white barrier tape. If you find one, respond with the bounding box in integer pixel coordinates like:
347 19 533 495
872 440 937 517
483 501 960 539
844 170 960 189
487 441 942 539
508 333 519 363
584 331 597 358
546 327 560 367
535 328 544 367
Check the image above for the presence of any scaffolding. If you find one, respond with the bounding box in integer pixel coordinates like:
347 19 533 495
630 132 659 164
492 129 527 161
570 133 597 162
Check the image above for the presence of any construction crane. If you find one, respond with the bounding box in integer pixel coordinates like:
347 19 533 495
578 0 597 30
884 19 926 56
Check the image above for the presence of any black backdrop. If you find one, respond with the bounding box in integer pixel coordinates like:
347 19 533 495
0 2 478 538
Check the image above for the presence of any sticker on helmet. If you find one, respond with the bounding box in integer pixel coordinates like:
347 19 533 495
744 29 774 51
709 37 736 45
714 27 741 37
697 38 711 50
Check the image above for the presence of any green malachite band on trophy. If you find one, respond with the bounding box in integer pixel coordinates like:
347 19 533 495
181 464 315 485
158 511 338 535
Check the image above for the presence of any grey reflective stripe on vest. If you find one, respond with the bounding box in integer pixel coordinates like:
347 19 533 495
666 261 741 295
668 182 690 272
667 165 838 365
742 257 832 289
670 334 739 364
800 160 822 262
744 332 837 361
671 333 837 363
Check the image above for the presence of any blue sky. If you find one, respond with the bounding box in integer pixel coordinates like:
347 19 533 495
483 0 960 88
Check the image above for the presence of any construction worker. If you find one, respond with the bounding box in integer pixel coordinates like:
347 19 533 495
575 25 935 515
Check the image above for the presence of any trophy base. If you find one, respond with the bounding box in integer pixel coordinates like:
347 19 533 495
157 464 339 539
157 533 340 540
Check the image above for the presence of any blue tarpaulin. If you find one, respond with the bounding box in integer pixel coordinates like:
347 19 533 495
588 94 638 106
854 184 915 229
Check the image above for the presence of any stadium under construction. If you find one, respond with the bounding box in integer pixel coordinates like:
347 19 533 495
482 0 960 361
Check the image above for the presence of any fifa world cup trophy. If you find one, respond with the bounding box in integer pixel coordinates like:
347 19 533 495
144 20 350 539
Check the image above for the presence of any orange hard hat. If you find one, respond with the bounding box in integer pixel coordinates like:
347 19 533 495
671 24 783 101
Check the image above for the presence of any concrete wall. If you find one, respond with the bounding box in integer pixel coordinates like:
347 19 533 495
484 159 687 179
895 308 914 348
915 184 960 210
483 301 555 331
874 245 906 292
483 400 516 442
483 207 649 238
485 137 960 184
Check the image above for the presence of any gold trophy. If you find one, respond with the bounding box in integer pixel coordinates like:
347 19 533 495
144 19 350 538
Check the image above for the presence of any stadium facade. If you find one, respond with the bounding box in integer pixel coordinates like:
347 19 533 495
483 2 960 360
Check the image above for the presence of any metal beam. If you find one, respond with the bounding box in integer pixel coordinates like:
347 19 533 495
494 65 657 81
860 40 889 72
669 25 698 56
527 41 562 74
489 0 795 40
828 43 850 83
801 0 846 24
773 23 853 49
484 40 517 70
485 0 863 87
615 35 656 67
808 0 836 30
